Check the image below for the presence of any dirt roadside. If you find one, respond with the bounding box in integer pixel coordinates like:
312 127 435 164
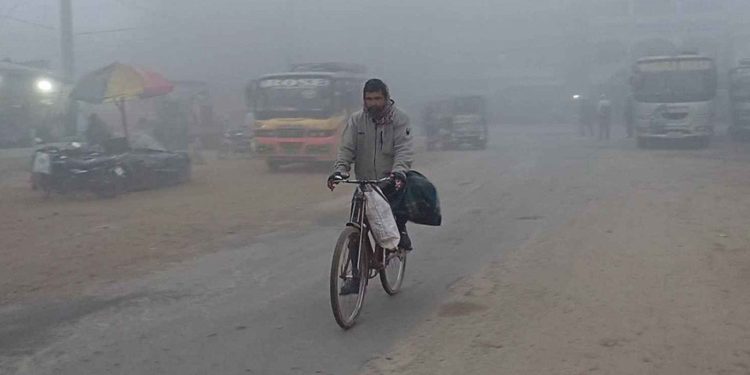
0 155 360 306
0 139 438 307
363 142 750 375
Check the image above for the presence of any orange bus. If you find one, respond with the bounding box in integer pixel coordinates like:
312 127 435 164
247 63 366 170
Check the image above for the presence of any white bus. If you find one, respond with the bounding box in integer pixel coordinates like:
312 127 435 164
630 55 718 148
728 59 750 140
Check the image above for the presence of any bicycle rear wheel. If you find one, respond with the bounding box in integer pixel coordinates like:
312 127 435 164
330 227 368 329
379 248 407 295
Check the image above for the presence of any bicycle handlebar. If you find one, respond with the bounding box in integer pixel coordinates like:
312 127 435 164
334 177 391 185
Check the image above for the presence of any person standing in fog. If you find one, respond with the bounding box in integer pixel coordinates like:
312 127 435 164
85 114 112 147
597 94 612 140
577 96 595 137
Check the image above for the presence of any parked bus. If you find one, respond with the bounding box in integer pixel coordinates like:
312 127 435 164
630 54 718 148
728 59 750 140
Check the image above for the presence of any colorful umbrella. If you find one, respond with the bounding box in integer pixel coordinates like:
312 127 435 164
71 62 174 139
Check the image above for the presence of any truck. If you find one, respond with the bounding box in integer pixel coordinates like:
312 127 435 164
422 95 488 150
630 54 718 148
246 63 366 170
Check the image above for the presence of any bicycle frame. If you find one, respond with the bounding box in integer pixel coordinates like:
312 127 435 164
329 176 407 329
347 185 372 280
339 177 390 280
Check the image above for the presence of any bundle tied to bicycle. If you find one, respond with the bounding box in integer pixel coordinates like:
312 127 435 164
365 186 401 250
389 171 442 227
367 171 442 250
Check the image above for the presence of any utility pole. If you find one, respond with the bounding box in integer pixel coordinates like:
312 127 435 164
60 0 77 136
284 0 296 68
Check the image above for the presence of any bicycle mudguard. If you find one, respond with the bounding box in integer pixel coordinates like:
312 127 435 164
346 222 361 230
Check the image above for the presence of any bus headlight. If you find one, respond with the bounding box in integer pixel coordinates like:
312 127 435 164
36 79 54 93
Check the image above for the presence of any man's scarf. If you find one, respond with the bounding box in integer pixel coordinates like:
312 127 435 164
366 99 395 127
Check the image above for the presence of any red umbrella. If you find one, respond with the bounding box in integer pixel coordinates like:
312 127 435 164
138 69 174 98
71 62 174 139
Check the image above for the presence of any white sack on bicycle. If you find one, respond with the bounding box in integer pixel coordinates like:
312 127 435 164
365 186 400 250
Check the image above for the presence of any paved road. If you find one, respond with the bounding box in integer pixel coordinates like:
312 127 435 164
2 125 633 374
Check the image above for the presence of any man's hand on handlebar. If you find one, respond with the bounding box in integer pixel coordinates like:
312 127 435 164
377 171 406 194
327 171 349 191
390 171 406 191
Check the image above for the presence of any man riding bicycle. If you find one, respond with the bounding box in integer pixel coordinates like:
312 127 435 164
327 78 414 295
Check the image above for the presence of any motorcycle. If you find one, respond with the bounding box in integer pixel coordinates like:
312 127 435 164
217 129 253 159
31 142 127 198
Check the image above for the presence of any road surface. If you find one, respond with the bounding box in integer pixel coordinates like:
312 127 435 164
3 125 750 374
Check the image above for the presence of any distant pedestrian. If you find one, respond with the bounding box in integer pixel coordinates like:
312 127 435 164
189 136 206 165
577 96 595 137
597 94 612 140
85 114 112 146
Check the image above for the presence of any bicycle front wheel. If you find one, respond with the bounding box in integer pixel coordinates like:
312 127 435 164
330 227 368 329
380 248 407 295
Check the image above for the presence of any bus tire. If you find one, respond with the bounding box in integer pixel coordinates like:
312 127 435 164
267 160 285 172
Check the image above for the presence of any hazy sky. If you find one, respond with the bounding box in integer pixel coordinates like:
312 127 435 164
1 0 743 112
0 0 568 107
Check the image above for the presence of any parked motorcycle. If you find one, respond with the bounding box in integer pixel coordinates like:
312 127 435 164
31 143 126 198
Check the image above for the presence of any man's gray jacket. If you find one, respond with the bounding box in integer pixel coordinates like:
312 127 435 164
333 107 413 179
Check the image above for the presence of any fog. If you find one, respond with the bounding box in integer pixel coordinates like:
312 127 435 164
0 1 573 111
1 1 749 118
7 3 750 372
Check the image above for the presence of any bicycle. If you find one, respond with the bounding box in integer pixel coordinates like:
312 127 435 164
329 177 408 329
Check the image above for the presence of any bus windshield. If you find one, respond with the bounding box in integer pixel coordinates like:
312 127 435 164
633 60 717 103
255 77 334 119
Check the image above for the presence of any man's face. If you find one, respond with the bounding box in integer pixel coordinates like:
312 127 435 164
364 91 386 113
